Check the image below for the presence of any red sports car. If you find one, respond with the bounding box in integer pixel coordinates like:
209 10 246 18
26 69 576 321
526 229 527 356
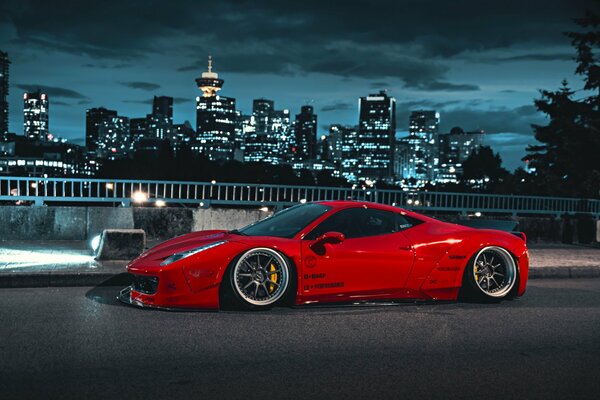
119 201 528 310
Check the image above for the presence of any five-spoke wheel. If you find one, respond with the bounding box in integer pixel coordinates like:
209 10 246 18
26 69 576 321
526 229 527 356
229 248 290 309
465 246 517 300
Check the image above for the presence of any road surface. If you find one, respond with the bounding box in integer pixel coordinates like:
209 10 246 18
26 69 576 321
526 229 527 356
1 279 599 399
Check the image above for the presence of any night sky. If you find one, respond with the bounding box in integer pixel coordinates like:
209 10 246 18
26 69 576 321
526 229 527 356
0 0 594 169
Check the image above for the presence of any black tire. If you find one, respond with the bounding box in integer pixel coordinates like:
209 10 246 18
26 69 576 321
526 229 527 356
220 248 296 311
460 246 518 302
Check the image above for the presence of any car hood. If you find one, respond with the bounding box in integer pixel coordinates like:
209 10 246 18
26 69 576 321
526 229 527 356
132 230 235 264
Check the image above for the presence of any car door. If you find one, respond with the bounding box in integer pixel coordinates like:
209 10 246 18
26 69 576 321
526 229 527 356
300 206 416 301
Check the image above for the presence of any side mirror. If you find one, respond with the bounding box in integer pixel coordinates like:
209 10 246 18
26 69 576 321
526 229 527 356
310 231 345 255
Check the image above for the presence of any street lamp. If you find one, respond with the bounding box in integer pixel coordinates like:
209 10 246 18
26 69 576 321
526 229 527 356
132 191 147 203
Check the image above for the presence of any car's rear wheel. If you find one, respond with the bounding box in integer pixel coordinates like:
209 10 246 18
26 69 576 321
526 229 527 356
227 248 291 310
463 246 517 301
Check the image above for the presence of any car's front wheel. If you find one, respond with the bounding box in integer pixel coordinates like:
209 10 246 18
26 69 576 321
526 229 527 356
463 246 518 301
225 248 292 310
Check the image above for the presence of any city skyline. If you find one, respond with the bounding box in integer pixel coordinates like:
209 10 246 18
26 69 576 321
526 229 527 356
0 0 594 169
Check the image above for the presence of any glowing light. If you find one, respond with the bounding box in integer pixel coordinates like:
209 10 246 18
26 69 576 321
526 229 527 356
90 235 101 252
259 206 269 212
132 191 147 203
407 199 413 205
105 183 114 190
155 199 166 207
414 200 421 206
474 212 482 217
211 180 216 184
300 199 307 204
30 182 37 188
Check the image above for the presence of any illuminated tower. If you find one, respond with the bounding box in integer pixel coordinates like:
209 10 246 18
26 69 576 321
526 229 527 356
195 55 224 98
194 56 236 161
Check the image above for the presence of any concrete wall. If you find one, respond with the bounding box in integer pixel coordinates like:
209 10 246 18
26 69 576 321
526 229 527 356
0 205 596 243
0 206 272 241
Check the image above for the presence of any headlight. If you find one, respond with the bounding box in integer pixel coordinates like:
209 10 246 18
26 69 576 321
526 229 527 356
160 241 227 266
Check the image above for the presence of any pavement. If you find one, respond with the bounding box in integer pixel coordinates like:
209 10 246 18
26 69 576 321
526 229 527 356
1 279 599 399
0 240 599 288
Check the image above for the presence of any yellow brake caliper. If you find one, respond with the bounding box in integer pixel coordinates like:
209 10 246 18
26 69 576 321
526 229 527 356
268 263 278 293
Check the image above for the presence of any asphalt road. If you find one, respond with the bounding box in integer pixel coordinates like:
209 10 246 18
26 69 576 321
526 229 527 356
1 280 599 400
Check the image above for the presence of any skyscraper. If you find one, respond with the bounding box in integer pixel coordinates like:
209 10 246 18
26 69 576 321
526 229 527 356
437 127 484 183
86 107 117 151
194 56 236 161
23 90 49 141
0 51 9 139
243 99 291 164
357 90 396 181
148 96 173 139
97 116 131 159
294 105 317 161
406 110 440 183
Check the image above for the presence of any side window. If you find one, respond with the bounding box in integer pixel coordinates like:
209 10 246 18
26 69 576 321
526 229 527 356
304 208 361 240
306 208 416 240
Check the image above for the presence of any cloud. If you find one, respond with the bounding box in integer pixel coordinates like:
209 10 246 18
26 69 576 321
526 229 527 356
489 53 574 62
15 84 88 99
119 81 161 91
321 101 354 112
405 81 480 92
2 0 589 78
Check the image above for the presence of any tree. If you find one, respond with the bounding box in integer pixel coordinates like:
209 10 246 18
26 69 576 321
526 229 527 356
461 146 508 188
525 6 600 197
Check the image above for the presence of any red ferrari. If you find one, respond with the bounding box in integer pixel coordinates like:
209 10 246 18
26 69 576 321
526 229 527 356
119 201 528 310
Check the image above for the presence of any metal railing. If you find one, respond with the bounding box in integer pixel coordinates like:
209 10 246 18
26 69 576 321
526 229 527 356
0 176 599 217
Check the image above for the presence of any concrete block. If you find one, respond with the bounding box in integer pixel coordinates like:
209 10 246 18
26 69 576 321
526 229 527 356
54 207 87 240
192 208 271 231
87 207 134 240
132 208 193 240
95 229 146 261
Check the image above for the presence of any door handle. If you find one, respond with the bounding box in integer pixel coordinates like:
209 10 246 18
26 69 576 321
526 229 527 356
399 245 413 251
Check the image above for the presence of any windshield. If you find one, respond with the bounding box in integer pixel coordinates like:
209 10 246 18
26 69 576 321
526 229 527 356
237 203 332 238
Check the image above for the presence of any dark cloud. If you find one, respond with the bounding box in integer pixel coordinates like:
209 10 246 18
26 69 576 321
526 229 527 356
15 84 88 99
82 62 132 69
490 53 574 63
2 0 594 82
52 100 71 106
321 101 354 112
370 82 390 89
406 81 480 92
119 81 161 91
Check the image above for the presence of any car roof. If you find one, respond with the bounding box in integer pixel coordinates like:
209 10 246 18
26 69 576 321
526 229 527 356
314 200 431 220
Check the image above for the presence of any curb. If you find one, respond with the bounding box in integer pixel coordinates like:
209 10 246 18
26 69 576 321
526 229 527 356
0 267 599 289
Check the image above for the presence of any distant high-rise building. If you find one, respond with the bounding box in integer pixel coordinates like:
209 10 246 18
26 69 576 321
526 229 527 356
294 105 317 161
244 99 291 164
148 96 173 139
357 90 396 181
327 124 346 166
194 56 236 161
406 110 440 183
0 51 9 139
171 121 195 156
437 126 484 183
23 90 50 141
96 116 130 159
129 117 148 147
336 125 359 182
86 107 117 151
